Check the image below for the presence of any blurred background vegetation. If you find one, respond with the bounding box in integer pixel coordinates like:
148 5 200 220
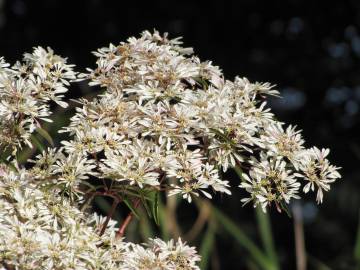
1 0 359 269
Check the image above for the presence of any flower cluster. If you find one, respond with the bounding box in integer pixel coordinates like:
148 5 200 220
0 30 342 269
60 30 340 211
0 163 200 269
0 47 76 154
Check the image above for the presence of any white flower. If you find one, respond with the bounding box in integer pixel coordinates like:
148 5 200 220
208 137 244 172
52 153 97 194
0 47 75 154
233 77 279 98
240 154 300 212
0 57 10 69
0 29 343 269
0 162 200 269
262 122 305 169
295 147 341 203
101 151 160 188
199 163 231 195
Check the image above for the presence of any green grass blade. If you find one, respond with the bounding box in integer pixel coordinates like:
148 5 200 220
255 207 279 269
212 207 275 270
152 192 160 225
199 221 216 270
139 190 152 218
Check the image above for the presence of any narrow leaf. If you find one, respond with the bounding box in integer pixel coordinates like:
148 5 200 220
255 207 279 269
138 207 155 240
140 191 152 218
123 198 140 220
36 127 54 146
158 199 170 241
199 222 216 270
30 134 45 152
212 207 275 270
279 201 292 218
151 192 160 225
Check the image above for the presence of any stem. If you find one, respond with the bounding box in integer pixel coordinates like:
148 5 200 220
80 193 95 212
91 190 122 202
116 199 141 239
293 202 307 270
99 198 119 236
81 190 123 236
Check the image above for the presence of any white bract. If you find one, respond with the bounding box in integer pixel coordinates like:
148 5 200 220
0 47 76 154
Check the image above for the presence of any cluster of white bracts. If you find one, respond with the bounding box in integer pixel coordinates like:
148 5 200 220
0 48 76 154
0 30 341 269
0 164 200 269
60 30 340 210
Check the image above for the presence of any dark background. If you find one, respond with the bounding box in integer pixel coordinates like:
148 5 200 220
1 0 359 269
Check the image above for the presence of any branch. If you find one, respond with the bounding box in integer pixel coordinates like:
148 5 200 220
116 199 141 239
99 198 120 236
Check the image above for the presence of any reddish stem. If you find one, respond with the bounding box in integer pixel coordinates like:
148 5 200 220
99 198 119 236
91 190 122 202
116 199 141 239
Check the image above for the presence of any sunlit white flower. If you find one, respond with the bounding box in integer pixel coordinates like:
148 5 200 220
295 147 341 203
52 153 97 194
240 154 300 212
263 122 305 169
0 47 75 154
0 163 200 269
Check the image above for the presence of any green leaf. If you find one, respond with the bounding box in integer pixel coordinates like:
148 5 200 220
118 187 152 200
151 192 160 226
30 134 45 152
194 77 209 89
140 191 152 218
157 199 170 241
138 207 155 240
279 201 292 218
16 147 34 164
123 198 140 220
234 166 244 180
212 207 276 270
36 127 54 146
199 221 216 270
209 128 237 147
255 207 279 269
